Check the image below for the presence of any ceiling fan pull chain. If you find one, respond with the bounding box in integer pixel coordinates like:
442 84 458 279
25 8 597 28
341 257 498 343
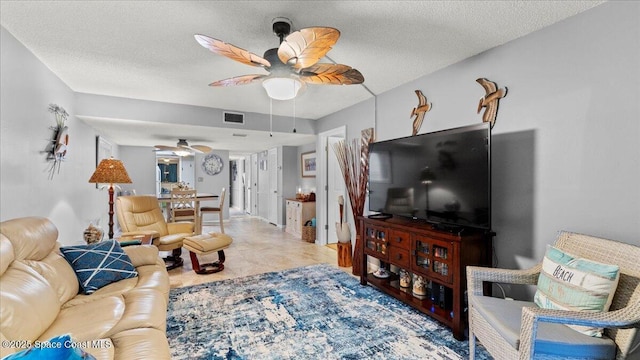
270 98 273 137
293 88 297 133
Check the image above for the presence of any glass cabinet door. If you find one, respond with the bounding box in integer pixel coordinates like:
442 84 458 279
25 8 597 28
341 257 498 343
411 236 453 284
413 239 430 274
433 245 449 277
364 225 388 260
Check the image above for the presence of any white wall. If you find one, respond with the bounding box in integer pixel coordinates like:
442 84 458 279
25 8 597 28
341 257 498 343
317 2 640 299
0 27 108 245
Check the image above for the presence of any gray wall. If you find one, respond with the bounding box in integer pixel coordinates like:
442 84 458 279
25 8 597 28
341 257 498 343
119 146 156 196
195 150 230 220
318 2 640 299
0 27 107 244
75 93 316 135
317 97 376 141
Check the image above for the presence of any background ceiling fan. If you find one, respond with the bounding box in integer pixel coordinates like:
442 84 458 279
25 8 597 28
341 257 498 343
194 17 364 100
154 139 213 156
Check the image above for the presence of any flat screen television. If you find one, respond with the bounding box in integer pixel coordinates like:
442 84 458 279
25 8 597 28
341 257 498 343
368 123 491 230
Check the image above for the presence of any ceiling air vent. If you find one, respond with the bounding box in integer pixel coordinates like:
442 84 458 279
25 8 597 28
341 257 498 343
223 111 244 125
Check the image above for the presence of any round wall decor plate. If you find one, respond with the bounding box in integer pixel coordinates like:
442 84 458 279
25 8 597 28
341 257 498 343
202 153 223 175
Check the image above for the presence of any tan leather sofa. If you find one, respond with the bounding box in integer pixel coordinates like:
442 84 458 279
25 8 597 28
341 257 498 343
0 217 171 360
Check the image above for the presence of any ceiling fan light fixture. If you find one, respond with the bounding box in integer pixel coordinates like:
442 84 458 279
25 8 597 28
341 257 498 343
262 77 302 100
174 150 191 157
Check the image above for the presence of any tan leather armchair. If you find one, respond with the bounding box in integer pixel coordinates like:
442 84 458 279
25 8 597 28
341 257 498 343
116 195 193 270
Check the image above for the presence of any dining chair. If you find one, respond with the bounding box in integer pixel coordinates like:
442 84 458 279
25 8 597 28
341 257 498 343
169 189 197 224
199 187 226 234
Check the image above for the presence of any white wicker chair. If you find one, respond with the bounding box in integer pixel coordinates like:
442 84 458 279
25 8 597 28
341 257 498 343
467 231 640 360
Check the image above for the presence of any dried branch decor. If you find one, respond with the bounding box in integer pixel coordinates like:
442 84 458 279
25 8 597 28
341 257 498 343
332 128 374 275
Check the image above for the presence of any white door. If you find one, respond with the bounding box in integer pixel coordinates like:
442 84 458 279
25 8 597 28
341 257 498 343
327 136 346 244
317 126 346 245
268 148 278 225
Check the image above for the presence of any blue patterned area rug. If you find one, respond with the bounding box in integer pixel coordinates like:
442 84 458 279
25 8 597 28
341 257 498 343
167 264 492 359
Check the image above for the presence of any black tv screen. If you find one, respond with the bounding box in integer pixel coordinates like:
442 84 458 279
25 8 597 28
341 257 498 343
368 123 491 230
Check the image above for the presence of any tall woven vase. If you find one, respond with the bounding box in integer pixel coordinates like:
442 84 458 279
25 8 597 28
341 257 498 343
332 128 374 276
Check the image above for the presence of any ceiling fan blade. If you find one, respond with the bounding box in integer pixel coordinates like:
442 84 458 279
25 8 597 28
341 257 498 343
194 34 271 68
154 145 183 153
278 27 340 70
209 74 267 87
299 63 364 85
191 145 213 153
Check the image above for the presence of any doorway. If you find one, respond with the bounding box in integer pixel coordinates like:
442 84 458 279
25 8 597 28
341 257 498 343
317 126 346 246
155 153 195 195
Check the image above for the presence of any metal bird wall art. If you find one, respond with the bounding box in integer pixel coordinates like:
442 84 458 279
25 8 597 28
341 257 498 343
410 90 432 136
476 78 507 129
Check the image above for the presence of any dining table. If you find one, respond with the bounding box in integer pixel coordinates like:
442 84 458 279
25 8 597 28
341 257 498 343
157 192 218 235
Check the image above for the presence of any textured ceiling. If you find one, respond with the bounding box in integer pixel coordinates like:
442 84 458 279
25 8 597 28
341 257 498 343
0 1 604 153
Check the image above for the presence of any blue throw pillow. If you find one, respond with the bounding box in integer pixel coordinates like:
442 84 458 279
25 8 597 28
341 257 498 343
2 334 96 359
60 240 138 294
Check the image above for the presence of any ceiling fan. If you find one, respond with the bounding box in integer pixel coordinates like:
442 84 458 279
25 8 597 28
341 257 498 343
194 17 364 100
154 139 212 156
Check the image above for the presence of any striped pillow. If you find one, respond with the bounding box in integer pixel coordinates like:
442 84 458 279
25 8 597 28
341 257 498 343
534 246 620 337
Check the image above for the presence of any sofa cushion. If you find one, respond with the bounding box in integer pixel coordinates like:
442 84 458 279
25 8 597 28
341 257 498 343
110 328 170 360
473 296 616 358
0 217 58 262
0 261 60 342
2 334 96 360
534 245 620 336
121 245 159 268
25 250 79 304
60 240 138 295
107 289 168 335
38 295 124 342
0 236 14 275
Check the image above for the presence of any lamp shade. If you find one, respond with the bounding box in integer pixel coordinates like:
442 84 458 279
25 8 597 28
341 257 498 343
262 77 302 100
88 158 132 184
420 166 436 184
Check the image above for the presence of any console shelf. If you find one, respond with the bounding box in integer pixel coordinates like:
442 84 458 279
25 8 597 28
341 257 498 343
359 216 493 340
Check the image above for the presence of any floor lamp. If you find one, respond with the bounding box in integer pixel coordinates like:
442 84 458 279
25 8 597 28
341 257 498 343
88 157 132 239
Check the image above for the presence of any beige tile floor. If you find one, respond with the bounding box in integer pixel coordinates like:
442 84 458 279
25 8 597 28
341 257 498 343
167 214 354 289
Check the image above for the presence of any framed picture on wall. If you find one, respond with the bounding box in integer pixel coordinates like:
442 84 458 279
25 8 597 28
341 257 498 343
301 151 316 178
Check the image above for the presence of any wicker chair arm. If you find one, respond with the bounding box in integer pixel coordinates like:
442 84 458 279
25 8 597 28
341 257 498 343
467 264 542 297
518 303 640 359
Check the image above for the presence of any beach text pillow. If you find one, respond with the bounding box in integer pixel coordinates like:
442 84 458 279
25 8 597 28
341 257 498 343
534 245 620 337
